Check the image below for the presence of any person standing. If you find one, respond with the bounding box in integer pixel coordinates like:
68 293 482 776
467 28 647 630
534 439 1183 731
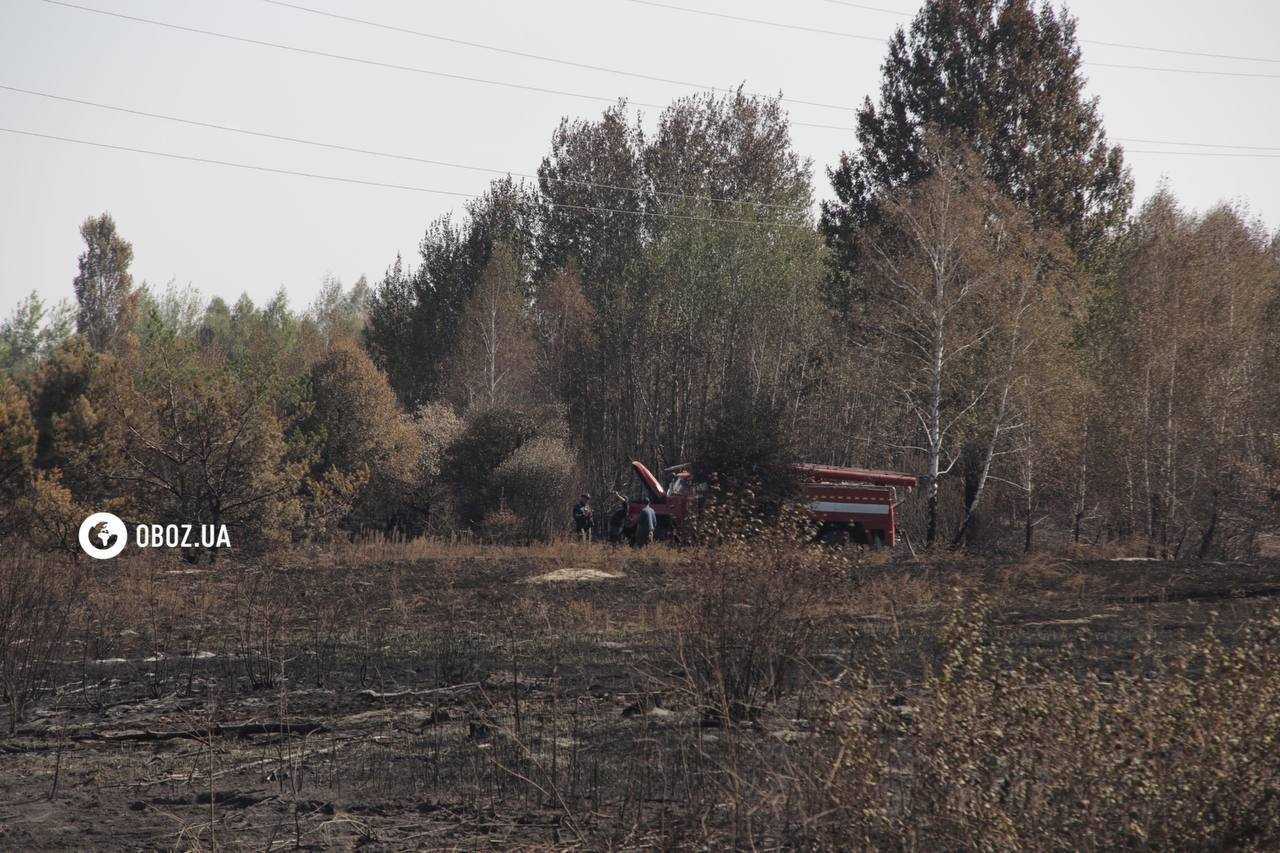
572 493 594 543
634 498 657 548
607 491 629 544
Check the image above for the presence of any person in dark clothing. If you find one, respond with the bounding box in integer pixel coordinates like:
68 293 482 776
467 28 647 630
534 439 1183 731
572 494 594 542
634 498 657 548
607 491 628 544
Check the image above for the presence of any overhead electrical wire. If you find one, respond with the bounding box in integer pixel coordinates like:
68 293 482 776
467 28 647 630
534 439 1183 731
5 81 1275 180
621 0 886 42
621 0 1280 80
0 83 806 212
820 0 1280 65
0 127 818 227
1124 148 1280 159
816 0 906 15
30 2 1279 156
1118 137 1280 153
36 0 849 132
244 0 1280 153
257 0 853 112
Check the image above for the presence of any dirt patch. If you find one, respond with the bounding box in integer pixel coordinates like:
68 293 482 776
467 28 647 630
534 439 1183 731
526 566 623 583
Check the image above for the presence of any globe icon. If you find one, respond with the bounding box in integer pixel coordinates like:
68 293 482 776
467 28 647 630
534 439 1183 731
93 522 118 550
78 512 128 559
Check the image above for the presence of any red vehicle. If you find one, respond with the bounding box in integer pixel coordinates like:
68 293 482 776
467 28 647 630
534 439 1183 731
619 461 917 546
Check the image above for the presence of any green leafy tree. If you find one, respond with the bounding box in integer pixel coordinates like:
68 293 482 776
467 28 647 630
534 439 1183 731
299 342 423 536
821 0 1132 313
492 436 579 541
447 242 538 410
306 274 370 347
0 293 74 375
114 340 302 557
443 407 550 529
537 101 648 290
73 213 138 351
535 90 825 496
365 179 539 407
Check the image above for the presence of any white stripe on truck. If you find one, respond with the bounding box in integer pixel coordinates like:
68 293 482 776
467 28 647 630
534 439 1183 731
809 501 891 516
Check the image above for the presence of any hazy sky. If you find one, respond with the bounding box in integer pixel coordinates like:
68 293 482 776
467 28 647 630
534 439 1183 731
3 0 1279 317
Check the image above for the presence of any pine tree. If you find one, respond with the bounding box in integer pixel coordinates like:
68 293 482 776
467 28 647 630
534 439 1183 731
820 0 1132 313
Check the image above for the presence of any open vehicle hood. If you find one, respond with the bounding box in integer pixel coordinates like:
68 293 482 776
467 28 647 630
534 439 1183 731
631 460 667 500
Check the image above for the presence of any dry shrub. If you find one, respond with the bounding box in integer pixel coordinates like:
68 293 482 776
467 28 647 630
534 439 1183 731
18 471 84 554
811 603 1280 849
667 498 846 716
491 435 578 541
0 557 84 732
480 503 525 545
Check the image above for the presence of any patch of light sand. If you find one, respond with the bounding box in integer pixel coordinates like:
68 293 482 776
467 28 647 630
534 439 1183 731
527 566 623 583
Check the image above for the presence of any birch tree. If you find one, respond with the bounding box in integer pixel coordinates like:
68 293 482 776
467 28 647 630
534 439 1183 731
448 242 536 411
862 145 1073 546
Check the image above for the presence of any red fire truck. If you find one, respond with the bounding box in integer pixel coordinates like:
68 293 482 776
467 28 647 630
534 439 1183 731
620 460 918 546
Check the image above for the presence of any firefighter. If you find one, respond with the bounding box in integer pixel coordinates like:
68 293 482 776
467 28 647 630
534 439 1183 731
607 491 628 544
572 493 594 542
634 498 657 548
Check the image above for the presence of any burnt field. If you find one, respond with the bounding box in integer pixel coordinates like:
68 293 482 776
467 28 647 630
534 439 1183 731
3 543 1280 849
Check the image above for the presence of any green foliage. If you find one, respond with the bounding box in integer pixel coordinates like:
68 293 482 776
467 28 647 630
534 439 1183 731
491 435 579 541
365 180 539 408
134 279 204 347
444 407 542 528
0 292 74 375
299 342 422 536
822 0 1132 311
73 213 137 351
306 274 370 346
116 339 302 555
6 71 1276 557
695 389 798 499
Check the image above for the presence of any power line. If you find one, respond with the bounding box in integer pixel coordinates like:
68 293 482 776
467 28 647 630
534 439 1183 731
817 0 906 15
39 1 646 107
1125 148 1280 159
7 80 1274 173
0 126 816 227
258 0 851 112
1089 61 1280 82
34 1 1280 152
37 0 851 132
623 0 1280 81
622 0 885 42
0 83 805 212
1118 137 1280 153
821 0 1280 65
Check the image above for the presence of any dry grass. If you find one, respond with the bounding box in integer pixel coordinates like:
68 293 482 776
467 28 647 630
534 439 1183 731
2 538 1279 848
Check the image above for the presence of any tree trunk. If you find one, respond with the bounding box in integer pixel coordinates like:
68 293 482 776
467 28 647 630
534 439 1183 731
1198 488 1219 560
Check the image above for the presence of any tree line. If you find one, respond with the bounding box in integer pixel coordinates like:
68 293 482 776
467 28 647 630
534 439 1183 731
1 0 1277 557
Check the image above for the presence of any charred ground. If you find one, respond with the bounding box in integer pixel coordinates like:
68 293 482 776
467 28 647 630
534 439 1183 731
3 543 1280 849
